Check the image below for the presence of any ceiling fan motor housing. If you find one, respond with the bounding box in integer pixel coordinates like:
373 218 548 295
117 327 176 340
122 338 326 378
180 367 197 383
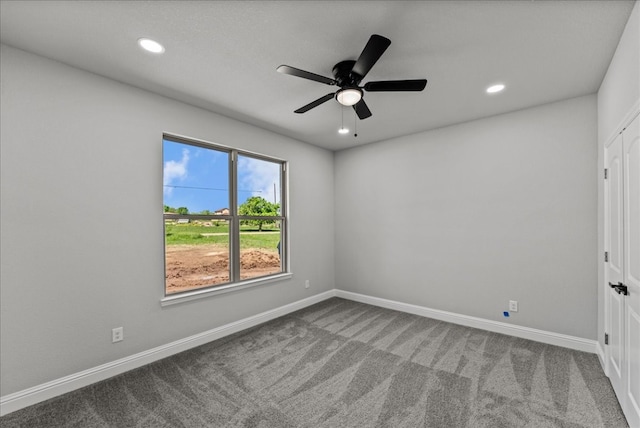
332 60 361 87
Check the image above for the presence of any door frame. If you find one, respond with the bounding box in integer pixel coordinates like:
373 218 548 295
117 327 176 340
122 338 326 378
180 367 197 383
603 130 618 379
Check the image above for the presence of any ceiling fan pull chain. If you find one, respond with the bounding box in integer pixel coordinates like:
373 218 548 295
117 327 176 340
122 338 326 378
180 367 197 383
354 110 358 138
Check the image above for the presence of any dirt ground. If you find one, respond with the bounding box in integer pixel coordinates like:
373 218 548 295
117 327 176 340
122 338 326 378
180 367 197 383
165 245 281 294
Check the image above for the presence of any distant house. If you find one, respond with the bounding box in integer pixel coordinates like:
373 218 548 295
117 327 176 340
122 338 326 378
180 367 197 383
214 208 230 216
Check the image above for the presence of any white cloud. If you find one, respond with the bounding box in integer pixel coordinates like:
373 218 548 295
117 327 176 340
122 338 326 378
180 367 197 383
238 156 281 204
163 148 189 196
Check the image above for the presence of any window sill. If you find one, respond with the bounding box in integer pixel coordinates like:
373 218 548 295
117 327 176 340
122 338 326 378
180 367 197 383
160 272 293 307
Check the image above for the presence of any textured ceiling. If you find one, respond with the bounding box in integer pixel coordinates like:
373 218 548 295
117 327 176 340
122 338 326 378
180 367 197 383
0 1 635 151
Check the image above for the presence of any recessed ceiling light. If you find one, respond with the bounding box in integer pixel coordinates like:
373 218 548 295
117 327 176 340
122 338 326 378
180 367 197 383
338 127 349 134
138 38 165 54
486 84 505 94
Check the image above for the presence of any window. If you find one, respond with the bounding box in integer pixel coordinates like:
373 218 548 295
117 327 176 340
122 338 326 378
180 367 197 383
162 134 287 299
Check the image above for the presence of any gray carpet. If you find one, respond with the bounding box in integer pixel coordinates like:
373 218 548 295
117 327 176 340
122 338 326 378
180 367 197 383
0 298 628 427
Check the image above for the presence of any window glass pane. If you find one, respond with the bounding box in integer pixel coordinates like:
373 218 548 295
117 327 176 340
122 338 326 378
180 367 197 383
163 139 229 215
240 219 283 280
237 155 281 216
165 218 230 294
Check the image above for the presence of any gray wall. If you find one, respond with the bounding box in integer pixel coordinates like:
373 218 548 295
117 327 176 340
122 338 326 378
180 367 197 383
0 44 335 396
335 95 598 339
596 2 640 350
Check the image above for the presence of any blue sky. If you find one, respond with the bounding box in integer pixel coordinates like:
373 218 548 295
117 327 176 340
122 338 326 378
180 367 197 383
163 139 281 213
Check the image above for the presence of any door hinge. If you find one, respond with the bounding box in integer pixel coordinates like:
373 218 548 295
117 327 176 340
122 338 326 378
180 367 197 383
604 168 608 179
605 333 609 345
604 251 609 262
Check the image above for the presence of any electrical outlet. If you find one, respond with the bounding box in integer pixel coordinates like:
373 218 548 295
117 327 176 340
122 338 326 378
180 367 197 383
112 327 124 343
509 300 518 312
305 280 310 289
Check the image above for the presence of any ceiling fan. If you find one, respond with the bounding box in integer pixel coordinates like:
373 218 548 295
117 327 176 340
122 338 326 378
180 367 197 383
277 34 427 120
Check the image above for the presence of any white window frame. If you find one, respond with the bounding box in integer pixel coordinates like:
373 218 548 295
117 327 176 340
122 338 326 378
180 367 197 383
161 133 290 306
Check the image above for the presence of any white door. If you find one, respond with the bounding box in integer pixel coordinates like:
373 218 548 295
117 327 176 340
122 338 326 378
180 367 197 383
606 131 625 397
622 113 639 428
606 112 640 428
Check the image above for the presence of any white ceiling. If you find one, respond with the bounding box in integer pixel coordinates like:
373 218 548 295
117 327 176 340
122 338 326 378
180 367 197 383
0 1 635 151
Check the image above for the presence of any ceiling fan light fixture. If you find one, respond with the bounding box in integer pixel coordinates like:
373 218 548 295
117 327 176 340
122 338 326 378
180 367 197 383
336 88 362 106
338 127 349 134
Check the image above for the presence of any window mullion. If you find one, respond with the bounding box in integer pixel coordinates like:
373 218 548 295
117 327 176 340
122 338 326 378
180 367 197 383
230 150 241 282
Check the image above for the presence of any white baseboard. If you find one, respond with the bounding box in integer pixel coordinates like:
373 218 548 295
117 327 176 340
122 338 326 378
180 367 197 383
335 290 597 354
0 290 336 417
2 288 598 417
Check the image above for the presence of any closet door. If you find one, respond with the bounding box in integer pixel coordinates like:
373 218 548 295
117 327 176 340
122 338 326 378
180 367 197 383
622 113 639 428
606 113 640 428
605 132 625 401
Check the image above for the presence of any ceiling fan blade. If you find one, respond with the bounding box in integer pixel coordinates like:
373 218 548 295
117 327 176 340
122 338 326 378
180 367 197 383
364 79 427 92
277 65 336 86
351 35 391 81
294 93 335 114
353 99 372 120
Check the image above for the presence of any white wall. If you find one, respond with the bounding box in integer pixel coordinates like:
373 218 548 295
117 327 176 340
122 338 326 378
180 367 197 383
598 2 640 144
335 95 598 339
597 1 640 350
0 44 335 396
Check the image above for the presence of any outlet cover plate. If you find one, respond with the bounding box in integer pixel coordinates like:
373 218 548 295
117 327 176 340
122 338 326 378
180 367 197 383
112 327 124 343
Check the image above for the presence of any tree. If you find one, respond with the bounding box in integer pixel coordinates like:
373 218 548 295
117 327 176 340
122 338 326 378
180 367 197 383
176 207 189 215
238 196 279 231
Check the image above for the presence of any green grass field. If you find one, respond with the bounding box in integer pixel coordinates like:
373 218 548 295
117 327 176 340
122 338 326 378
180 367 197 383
165 223 280 251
